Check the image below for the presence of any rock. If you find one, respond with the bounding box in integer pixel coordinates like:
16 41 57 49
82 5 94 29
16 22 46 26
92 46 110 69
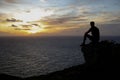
81 40 120 72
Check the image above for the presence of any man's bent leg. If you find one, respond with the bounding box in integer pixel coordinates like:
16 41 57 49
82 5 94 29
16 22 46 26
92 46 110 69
87 35 93 42
81 34 91 46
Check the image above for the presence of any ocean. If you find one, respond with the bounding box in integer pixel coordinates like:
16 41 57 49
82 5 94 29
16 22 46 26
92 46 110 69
0 36 120 77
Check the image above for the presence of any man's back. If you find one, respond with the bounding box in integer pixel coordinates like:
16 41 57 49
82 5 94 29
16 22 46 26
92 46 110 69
91 26 100 42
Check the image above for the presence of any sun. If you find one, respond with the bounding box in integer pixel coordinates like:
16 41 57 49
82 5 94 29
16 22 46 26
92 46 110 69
27 25 44 34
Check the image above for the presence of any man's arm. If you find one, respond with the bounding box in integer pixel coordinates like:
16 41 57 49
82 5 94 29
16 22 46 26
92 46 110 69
85 28 91 35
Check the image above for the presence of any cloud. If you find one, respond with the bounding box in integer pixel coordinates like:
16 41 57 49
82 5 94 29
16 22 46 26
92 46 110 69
22 25 31 28
6 18 23 22
11 24 17 27
32 24 40 26
4 0 17 3
0 0 36 9
0 0 20 7
4 0 30 4
0 1 6 7
0 13 8 20
40 0 47 3
110 17 120 24
10 23 42 32
40 14 87 26
11 24 32 28
11 24 31 30
0 0 19 12
0 13 14 23
15 28 31 30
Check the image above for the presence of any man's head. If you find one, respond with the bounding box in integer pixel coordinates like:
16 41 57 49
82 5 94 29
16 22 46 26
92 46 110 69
90 21 95 27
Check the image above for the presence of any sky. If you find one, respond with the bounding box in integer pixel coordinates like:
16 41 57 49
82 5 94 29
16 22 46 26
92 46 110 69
0 0 120 36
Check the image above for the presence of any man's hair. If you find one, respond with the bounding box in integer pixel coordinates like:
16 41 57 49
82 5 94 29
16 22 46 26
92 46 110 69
90 21 95 25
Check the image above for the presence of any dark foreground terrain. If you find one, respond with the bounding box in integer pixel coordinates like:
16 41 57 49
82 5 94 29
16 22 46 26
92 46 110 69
0 40 120 80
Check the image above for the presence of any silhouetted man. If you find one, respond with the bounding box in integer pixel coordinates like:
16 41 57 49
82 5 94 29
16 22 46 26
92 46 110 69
81 21 100 46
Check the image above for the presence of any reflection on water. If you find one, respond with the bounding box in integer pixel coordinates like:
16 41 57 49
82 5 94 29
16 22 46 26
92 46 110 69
0 36 85 77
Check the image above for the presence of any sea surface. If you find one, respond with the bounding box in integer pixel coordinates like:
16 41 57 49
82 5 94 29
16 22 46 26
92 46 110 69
0 36 120 77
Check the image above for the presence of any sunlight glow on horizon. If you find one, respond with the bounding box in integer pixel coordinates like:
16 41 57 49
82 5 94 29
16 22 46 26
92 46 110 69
27 25 44 34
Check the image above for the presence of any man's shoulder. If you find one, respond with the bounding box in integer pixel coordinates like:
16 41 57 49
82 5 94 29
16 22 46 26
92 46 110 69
94 26 99 29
